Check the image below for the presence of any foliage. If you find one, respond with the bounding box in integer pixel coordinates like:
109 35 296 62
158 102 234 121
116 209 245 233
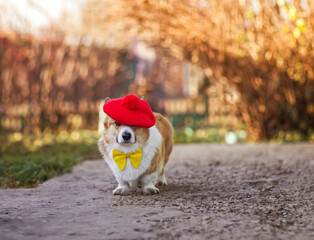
0 34 136 133
83 0 314 141
174 128 224 144
0 131 100 188
174 127 314 144
271 130 314 143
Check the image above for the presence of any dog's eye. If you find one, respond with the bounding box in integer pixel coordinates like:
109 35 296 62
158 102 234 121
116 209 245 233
114 121 121 127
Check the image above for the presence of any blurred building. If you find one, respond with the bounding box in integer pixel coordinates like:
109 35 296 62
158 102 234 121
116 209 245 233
131 41 241 130
0 32 242 133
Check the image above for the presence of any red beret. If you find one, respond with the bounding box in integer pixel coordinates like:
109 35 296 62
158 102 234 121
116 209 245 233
103 95 156 128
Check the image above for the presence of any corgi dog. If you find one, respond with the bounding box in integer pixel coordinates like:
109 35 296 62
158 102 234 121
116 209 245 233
98 95 173 195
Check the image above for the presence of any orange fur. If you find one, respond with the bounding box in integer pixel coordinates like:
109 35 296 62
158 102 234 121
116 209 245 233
144 113 173 176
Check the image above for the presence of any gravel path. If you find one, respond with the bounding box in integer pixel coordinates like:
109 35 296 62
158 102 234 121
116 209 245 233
1 144 314 240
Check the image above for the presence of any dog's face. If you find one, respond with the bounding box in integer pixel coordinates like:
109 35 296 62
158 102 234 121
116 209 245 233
103 116 150 152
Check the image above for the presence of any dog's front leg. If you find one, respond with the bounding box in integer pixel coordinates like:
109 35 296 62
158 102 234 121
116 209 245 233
141 172 159 195
113 177 130 195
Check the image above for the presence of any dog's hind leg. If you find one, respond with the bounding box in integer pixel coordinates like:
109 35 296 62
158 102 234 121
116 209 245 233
157 173 168 186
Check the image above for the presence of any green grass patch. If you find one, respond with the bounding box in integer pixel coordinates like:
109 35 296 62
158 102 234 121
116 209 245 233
173 127 248 144
0 131 100 188
2 127 312 189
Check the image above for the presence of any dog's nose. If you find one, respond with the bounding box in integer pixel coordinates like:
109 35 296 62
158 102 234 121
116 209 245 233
122 131 131 141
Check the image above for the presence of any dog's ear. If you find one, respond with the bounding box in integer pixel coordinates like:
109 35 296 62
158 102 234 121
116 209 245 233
104 97 111 103
99 98 110 135
140 96 145 100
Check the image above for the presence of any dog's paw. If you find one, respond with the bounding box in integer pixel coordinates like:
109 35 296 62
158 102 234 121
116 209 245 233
157 181 168 186
143 186 160 195
112 187 130 195
157 175 168 186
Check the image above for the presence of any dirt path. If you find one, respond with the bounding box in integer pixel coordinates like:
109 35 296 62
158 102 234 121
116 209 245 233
1 144 314 240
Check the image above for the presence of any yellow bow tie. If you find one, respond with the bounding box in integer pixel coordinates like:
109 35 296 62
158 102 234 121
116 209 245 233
112 148 142 171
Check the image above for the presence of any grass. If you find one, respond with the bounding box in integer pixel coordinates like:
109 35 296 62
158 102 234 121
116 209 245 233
0 131 100 188
173 127 248 143
1 127 312 189
1 127 222 188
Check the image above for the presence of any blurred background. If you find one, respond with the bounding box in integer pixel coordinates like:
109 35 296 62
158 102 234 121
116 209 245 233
0 0 313 187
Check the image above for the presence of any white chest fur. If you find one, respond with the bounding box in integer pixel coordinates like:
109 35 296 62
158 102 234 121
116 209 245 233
101 126 162 182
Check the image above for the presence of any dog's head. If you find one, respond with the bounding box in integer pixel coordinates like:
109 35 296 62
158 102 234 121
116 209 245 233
99 96 155 153
103 116 150 152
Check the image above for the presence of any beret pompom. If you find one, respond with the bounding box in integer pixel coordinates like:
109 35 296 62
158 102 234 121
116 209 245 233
103 95 156 128
122 94 140 110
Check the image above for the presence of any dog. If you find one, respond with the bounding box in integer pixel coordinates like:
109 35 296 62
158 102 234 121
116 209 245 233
98 95 173 195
